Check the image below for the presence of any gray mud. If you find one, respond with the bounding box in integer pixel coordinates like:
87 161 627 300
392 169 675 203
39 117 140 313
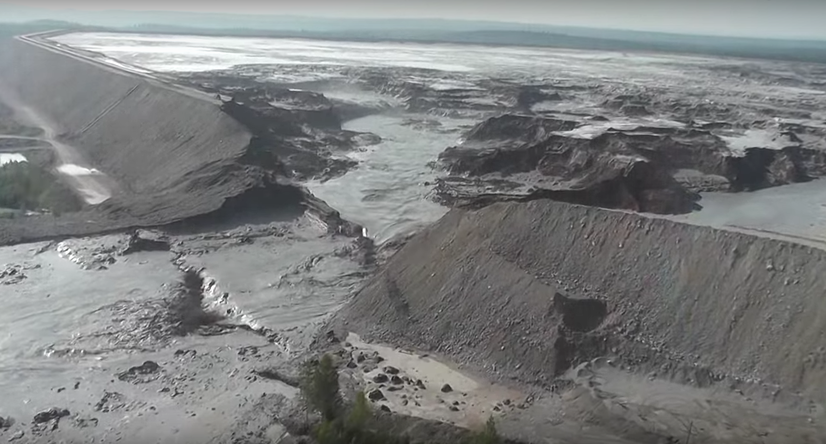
4 30 826 444
0 209 372 443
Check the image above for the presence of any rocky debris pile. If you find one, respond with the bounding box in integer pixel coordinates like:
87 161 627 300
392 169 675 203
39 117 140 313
117 361 162 384
333 197 826 413
0 263 31 285
32 408 70 424
182 74 343 128
94 391 128 413
434 114 826 213
45 269 223 356
725 145 826 191
30 407 71 434
56 239 118 270
121 230 170 255
180 74 381 182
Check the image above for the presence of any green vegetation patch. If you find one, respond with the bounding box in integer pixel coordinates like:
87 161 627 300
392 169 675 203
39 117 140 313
301 354 502 444
0 161 82 215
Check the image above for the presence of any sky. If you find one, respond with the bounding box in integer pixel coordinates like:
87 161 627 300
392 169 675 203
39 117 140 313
3 0 826 39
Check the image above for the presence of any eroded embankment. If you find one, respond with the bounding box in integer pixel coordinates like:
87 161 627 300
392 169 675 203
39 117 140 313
335 200 826 403
0 38 348 244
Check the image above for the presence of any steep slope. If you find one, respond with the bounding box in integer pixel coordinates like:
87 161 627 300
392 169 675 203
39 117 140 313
335 199 826 403
0 38 356 244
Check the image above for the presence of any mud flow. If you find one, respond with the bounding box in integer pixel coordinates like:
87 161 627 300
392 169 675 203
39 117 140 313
0 30 825 444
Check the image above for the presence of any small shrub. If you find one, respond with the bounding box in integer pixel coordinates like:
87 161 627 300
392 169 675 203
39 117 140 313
301 354 342 421
465 416 501 444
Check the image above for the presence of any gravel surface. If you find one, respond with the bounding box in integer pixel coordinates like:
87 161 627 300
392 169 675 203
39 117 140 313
333 199 826 442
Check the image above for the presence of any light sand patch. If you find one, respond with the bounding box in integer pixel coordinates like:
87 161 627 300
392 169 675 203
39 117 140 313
346 333 524 428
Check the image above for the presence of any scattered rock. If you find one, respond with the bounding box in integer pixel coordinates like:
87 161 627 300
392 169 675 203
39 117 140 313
0 415 13 429
367 389 385 401
0 264 27 285
121 230 170 255
253 368 301 388
94 391 127 413
380 405 391 413
356 353 366 363
325 330 340 344
383 366 400 375
33 408 70 424
372 373 389 384
416 379 427 390
74 417 99 428
387 386 403 392
449 405 460 412
441 384 453 393
346 360 358 369
9 430 24 441
174 349 197 359
118 361 161 382
503 399 511 406
390 375 404 385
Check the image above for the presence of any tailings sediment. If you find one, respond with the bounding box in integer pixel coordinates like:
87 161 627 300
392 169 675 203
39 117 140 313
336 199 826 403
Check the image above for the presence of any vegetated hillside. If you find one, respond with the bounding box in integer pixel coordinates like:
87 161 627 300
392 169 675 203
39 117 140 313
335 199 826 402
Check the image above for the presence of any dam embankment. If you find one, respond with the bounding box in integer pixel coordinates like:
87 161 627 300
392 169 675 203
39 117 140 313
335 199 826 403
0 37 341 244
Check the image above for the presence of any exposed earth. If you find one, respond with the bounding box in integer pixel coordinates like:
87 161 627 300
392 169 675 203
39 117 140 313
1 31 826 444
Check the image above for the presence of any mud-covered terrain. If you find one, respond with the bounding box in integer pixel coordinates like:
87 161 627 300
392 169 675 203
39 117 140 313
2 31 826 444
333 200 826 443
0 37 374 245
0 210 373 443
117 33 826 218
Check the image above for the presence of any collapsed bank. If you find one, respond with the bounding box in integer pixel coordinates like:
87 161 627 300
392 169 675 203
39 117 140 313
0 32 824 444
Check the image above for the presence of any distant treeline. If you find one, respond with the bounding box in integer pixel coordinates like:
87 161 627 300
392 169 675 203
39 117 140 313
0 21 101 38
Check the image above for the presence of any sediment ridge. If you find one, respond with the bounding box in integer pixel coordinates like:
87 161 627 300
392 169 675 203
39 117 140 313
335 199 826 403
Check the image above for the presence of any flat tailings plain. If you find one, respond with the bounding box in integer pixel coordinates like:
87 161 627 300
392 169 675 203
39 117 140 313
0 38 295 244
336 199 826 404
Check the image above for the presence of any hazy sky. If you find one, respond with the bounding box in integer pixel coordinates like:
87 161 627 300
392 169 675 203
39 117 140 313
4 0 826 39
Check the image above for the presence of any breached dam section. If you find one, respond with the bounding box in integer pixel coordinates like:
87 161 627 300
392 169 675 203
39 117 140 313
336 199 826 403
0 37 329 244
